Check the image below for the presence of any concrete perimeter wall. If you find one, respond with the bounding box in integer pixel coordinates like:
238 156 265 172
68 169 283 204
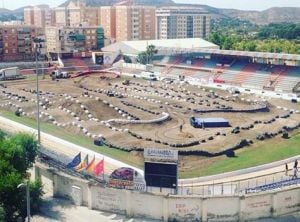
34 164 300 222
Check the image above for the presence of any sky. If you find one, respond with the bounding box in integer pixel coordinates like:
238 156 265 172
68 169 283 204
1 0 300 10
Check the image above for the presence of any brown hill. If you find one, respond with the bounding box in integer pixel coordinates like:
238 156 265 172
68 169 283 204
218 7 300 25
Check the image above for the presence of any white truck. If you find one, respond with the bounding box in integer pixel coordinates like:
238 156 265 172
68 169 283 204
0 67 22 80
51 70 70 79
139 71 158 81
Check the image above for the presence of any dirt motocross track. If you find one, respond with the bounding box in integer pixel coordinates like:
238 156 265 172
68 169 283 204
0 75 299 173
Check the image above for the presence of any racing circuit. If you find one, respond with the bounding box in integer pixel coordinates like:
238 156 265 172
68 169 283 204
0 71 299 177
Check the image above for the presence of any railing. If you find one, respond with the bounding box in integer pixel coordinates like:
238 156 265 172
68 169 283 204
37 149 106 185
178 168 300 196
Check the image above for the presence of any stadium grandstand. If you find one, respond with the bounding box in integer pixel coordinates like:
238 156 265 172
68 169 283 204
53 52 103 72
151 48 300 93
102 38 300 93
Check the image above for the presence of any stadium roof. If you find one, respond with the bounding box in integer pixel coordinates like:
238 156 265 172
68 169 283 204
102 38 219 55
157 47 300 61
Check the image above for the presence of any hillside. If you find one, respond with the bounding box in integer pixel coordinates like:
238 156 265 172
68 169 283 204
218 7 300 25
2 0 300 25
61 0 175 6
0 8 12 14
174 4 300 24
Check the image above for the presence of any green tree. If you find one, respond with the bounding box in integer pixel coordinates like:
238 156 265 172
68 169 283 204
137 44 158 64
209 32 224 46
0 132 43 222
146 44 158 63
137 51 148 65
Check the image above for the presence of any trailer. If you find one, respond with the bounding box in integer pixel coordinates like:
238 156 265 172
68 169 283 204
0 67 24 81
190 117 230 128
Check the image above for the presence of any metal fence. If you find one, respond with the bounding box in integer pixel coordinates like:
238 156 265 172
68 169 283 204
177 169 300 196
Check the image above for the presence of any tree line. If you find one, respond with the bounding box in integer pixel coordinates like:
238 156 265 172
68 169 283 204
208 32 300 54
257 23 300 40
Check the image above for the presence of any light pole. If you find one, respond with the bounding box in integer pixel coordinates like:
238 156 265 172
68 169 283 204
17 181 30 222
33 38 44 145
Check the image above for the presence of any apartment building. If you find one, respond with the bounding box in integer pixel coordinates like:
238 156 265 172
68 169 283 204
24 7 34 26
24 6 55 28
0 26 44 61
54 7 68 26
54 1 100 27
100 6 116 42
83 7 102 27
45 26 104 56
156 7 211 39
114 6 156 42
55 6 82 27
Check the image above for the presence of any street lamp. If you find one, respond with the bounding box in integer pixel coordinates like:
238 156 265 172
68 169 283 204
33 38 45 145
17 181 31 222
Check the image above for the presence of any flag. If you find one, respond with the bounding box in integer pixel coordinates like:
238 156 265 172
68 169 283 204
86 155 95 173
94 159 104 176
66 152 81 169
76 154 89 171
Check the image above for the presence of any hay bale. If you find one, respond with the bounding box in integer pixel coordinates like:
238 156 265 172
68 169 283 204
282 131 289 139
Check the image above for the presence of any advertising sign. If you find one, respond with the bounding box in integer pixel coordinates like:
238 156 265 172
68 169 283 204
108 167 146 191
144 148 178 163
144 149 178 190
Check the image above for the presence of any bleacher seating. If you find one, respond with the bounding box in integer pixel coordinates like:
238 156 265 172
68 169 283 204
61 57 100 72
275 67 300 92
246 178 300 194
151 55 299 92
233 63 262 85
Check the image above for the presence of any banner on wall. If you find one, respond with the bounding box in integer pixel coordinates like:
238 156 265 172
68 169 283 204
108 167 146 191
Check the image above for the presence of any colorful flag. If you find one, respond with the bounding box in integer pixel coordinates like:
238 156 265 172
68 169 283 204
94 158 104 176
76 154 89 171
86 155 95 173
66 152 81 169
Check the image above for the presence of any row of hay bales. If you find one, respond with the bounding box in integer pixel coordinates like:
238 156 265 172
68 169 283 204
193 102 269 113
80 87 141 121
101 137 253 157
105 112 170 125
231 111 295 135
1 90 28 102
256 123 300 141
128 130 227 148
121 101 160 116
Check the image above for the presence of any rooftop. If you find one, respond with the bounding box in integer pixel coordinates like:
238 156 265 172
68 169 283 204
102 38 219 55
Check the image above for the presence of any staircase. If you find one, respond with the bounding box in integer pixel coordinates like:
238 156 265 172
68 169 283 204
161 56 184 75
275 67 300 92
